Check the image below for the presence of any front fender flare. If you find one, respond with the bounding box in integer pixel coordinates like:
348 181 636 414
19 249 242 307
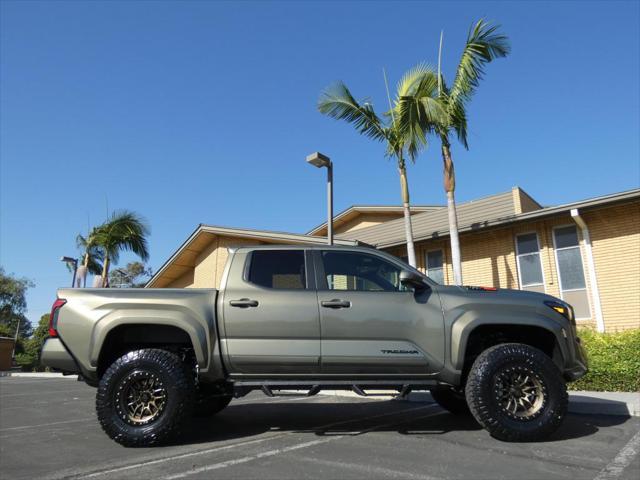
450 310 567 371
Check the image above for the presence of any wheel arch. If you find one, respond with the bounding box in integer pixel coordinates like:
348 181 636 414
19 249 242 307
94 318 206 378
451 313 568 372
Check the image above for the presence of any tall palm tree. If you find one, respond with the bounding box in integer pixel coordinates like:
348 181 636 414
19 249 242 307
318 65 441 267
400 19 509 284
76 229 103 287
93 211 150 287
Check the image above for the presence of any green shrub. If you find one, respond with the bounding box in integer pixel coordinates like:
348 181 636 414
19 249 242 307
568 328 640 392
14 352 37 371
10 314 50 372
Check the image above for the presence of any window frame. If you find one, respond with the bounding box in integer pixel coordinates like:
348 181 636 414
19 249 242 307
425 249 445 285
312 249 421 293
514 231 546 291
243 249 315 291
551 224 591 319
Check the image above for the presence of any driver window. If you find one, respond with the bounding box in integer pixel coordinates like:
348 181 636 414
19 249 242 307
321 251 407 292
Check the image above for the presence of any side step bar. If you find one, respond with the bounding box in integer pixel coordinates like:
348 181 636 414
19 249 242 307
232 379 438 399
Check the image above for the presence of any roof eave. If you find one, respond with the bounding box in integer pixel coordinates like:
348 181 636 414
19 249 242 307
146 225 360 287
373 188 640 249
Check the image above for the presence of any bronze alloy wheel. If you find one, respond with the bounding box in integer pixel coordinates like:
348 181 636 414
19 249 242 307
494 366 546 420
117 370 168 426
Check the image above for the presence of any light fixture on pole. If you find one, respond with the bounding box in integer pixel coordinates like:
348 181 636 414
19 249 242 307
61 256 78 287
306 152 333 245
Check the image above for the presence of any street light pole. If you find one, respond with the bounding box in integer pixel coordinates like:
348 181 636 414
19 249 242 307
326 160 334 246
306 152 333 245
61 256 78 287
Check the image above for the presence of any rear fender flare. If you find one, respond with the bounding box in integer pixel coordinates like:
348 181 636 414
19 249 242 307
90 310 209 370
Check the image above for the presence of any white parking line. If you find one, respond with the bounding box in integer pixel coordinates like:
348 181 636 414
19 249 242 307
296 456 442 480
0 417 95 433
0 388 89 398
0 394 312 435
70 404 438 480
161 406 444 479
594 430 640 480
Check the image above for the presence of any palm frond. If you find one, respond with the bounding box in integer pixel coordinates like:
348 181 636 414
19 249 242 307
94 210 150 265
449 97 468 149
395 65 445 160
318 82 387 142
76 234 88 251
449 19 510 109
86 256 103 275
396 63 437 98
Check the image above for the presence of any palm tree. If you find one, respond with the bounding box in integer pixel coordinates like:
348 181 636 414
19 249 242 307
318 65 441 267
400 19 510 284
75 229 103 287
93 211 150 287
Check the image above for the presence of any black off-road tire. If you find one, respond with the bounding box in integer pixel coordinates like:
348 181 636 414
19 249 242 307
465 343 568 442
430 386 470 415
96 349 195 447
193 383 233 417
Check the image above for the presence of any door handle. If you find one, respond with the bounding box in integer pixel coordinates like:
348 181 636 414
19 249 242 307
229 298 259 308
321 299 351 309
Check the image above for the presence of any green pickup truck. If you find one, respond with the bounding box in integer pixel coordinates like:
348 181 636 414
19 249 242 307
41 245 587 446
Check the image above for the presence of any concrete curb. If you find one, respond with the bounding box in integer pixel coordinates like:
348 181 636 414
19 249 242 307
0 372 78 379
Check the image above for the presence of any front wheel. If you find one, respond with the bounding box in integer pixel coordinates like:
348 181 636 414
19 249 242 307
96 349 195 447
465 343 568 442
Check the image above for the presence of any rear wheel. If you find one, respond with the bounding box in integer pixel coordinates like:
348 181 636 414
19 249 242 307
465 343 567 442
430 386 470 415
96 348 195 447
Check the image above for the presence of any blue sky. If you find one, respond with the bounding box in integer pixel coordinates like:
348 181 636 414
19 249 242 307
1 1 639 324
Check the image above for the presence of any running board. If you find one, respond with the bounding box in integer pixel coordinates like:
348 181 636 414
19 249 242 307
231 380 437 399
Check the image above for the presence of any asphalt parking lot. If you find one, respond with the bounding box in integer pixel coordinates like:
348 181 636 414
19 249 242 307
0 377 638 480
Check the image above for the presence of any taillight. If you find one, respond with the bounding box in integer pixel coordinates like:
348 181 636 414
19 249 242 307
49 299 67 337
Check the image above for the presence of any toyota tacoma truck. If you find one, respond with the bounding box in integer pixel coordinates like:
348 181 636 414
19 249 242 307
41 245 587 446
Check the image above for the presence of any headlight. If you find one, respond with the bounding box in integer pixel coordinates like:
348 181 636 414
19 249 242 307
544 300 574 323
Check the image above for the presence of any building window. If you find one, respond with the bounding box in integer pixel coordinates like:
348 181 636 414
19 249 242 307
426 250 444 284
515 233 544 293
321 251 405 292
553 226 590 319
248 250 306 289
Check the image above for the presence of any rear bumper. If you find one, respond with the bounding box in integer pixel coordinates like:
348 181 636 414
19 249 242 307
40 338 79 374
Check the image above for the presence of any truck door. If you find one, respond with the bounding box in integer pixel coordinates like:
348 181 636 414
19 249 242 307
221 248 321 374
314 249 445 374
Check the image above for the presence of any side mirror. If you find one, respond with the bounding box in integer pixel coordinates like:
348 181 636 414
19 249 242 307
400 270 429 290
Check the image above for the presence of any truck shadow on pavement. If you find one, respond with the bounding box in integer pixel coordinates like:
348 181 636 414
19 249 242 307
173 399 632 447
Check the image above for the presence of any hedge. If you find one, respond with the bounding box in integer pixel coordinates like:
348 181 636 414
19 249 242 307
568 328 640 392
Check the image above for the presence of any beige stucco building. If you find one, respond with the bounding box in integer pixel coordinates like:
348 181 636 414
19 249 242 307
148 187 640 332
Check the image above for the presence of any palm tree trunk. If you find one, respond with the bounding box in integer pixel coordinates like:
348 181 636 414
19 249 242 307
442 141 463 285
82 253 90 287
101 256 110 288
398 157 417 268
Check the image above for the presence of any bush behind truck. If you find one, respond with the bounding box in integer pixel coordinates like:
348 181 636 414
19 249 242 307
41 245 588 446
